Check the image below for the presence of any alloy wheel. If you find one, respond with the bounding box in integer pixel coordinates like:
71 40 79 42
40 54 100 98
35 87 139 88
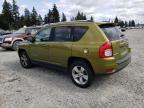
72 66 88 85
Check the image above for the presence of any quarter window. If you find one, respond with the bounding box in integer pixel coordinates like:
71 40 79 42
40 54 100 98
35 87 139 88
73 27 88 41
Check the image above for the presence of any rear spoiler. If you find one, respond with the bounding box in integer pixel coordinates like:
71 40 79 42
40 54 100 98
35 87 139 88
99 23 116 28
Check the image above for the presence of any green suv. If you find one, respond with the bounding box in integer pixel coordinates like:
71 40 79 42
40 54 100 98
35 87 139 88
18 21 131 88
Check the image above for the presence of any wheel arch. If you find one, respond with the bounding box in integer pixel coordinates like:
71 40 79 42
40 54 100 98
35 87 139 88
68 57 95 75
18 49 26 56
12 39 23 44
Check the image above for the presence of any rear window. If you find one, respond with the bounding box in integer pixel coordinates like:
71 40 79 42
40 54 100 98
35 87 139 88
100 25 122 41
73 27 88 41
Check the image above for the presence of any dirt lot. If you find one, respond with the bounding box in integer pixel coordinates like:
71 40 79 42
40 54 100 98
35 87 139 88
0 29 144 108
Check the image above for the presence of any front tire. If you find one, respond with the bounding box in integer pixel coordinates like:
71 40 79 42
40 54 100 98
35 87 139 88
19 51 32 68
70 61 94 88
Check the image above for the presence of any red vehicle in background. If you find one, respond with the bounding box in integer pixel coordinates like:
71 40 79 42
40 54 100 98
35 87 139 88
1 26 42 50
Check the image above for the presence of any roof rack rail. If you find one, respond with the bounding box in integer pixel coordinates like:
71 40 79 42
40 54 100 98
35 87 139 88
72 20 94 22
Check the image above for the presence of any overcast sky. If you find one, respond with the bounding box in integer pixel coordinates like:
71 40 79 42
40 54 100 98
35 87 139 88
0 0 144 23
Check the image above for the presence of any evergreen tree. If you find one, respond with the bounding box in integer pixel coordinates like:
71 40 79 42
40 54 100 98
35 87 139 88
81 12 84 19
0 14 7 30
52 4 60 23
48 9 53 23
75 11 87 20
19 15 24 27
90 16 94 21
37 14 43 25
44 15 48 24
119 20 124 27
121 21 124 27
12 0 19 29
132 20 135 27
75 11 81 20
1 0 13 30
83 14 87 20
31 7 38 25
129 21 132 27
125 21 128 27
24 8 32 26
24 8 30 17
114 16 119 25
61 12 67 22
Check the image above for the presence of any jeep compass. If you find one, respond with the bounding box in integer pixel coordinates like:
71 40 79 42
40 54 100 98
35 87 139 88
18 21 131 88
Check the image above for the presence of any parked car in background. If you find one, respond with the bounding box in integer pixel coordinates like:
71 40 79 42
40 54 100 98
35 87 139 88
1 26 42 50
18 21 131 88
0 31 12 46
0 33 3 46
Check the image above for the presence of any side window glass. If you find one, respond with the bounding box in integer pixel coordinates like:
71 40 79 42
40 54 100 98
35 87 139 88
73 27 88 41
31 29 39 35
54 27 71 41
26 29 31 34
35 28 51 42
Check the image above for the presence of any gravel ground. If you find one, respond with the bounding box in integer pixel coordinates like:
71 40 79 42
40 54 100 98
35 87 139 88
0 29 144 108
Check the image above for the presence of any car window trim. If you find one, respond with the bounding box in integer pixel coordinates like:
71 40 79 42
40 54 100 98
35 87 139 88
35 27 52 42
50 26 73 42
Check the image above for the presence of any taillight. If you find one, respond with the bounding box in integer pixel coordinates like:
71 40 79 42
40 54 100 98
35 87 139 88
99 41 113 58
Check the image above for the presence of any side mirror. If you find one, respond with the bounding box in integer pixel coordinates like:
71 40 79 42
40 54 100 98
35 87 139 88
27 36 35 43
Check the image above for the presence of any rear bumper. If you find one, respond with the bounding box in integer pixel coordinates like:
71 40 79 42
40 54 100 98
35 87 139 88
91 52 131 74
116 53 131 72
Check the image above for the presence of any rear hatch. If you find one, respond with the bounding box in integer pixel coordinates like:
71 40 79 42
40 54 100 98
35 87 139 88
99 24 130 61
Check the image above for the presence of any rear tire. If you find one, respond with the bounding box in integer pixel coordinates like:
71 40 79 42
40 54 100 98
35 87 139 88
19 51 32 68
69 61 94 88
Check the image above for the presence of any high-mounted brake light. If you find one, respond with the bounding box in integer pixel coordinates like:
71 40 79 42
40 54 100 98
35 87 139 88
99 41 113 58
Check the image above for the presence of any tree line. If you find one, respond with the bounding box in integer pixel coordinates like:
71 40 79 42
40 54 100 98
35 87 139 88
0 0 95 30
0 0 60 30
114 16 136 27
0 0 94 30
0 0 136 30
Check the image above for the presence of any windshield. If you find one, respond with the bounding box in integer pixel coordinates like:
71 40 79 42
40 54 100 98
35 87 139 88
26 28 40 35
31 28 40 35
14 28 26 34
100 25 122 41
